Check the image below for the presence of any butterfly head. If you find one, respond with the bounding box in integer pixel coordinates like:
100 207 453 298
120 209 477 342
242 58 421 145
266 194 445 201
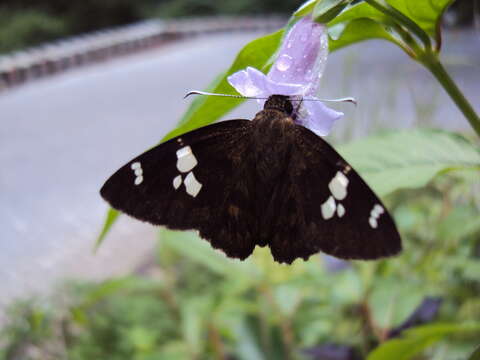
264 95 294 116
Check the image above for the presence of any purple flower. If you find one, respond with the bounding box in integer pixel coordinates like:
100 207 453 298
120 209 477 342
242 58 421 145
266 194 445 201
228 17 346 136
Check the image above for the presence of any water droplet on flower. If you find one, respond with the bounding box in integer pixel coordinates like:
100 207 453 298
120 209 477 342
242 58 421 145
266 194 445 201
296 66 303 73
287 41 293 49
301 34 308 42
276 54 293 71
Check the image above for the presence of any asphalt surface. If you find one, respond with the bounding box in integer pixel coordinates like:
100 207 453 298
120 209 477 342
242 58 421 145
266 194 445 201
0 29 478 312
0 32 263 311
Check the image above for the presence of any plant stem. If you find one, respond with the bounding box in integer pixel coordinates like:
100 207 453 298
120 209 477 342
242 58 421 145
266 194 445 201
420 52 480 138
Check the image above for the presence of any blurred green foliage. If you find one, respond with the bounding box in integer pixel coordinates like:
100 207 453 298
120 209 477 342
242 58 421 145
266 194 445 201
0 0 302 54
2 175 480 359
1 0 479 359
0 0 475 54
0 9 67 53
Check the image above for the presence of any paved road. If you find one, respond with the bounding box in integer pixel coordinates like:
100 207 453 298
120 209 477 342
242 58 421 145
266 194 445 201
0 32 263 310
0 29 478 312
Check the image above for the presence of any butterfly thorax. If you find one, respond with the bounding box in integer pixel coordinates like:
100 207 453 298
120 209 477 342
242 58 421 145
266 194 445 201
263 94 294 115
252 105 295 185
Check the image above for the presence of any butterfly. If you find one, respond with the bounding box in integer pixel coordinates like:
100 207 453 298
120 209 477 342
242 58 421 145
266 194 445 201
100 95 402 264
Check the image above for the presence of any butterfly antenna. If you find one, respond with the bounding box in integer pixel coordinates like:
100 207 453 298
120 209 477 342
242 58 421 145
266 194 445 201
306 97 357 106
184 90 268 100
185 91 357 106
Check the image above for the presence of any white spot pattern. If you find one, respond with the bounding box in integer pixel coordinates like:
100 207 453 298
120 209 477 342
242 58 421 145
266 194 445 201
337 204 346 218
172 144 203 197
176 146 198 173
368 204 384 229
184 171 202 197
131 162 144 185
321 170 350 221
321 196 336 220
328 171 349 200
173 175 182 189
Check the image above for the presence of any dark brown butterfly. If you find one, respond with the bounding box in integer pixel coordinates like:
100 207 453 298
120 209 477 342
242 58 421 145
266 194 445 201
100 95 401 264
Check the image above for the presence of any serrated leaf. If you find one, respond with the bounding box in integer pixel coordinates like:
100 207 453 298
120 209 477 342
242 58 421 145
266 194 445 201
338 129 480 197
367 322 480 360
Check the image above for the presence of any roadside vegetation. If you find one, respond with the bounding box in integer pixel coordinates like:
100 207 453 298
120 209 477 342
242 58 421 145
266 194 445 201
0 0 476 54
1 0 479 359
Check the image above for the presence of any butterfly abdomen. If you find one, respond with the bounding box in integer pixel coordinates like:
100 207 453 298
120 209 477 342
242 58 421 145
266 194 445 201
252 109 296 183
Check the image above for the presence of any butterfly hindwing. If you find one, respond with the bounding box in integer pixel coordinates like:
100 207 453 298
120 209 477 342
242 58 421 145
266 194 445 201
266 125 402 264
100 120 258 260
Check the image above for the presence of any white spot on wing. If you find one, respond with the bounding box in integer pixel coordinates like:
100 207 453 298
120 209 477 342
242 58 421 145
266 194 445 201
176 146 198 173
321 196 336 220
337 204 345 218
184 171 202 197
328 171 349 200
134 175 143 185
368 203 385 229
372 204 384 217
173 175 182 189
131 162 144 185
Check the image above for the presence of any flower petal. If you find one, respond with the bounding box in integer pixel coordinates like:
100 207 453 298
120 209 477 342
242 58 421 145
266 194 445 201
227 67 268 97
228 66 304 98
268 16 329 96
297 100 343 136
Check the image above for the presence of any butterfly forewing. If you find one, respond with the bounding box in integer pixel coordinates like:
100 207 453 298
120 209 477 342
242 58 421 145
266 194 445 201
100 120 258 260
266 124 401 264
101 94 402 264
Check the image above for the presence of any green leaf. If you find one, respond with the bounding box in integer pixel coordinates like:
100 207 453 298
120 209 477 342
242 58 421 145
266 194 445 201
329 2 389 26
385 0 455 37
79 277 135 308
369 278 425 329
367 322 480 360
159 230 256 277
468 344 480 360
234 320 267 360
338 129 480 197
95 31 283 245
180 297 211 355
295 0 320 16
313 0 351 24
128 326 157 352
329 18 402 52
163 30 283 142
327 0 454 51
94 208 119 251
